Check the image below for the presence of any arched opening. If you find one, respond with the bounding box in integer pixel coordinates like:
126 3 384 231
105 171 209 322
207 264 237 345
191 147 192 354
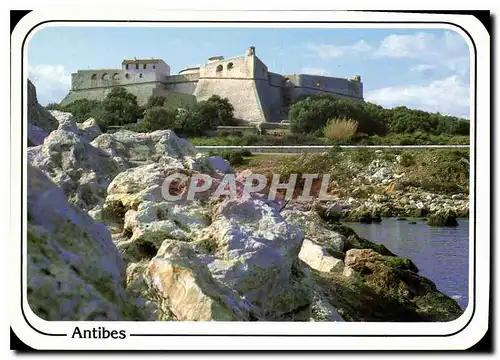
315 82 321 87
101 73 109 81
216 64 223 72
112 73 120 80
227 62 234 70
125 73 130 79
90 73 98 87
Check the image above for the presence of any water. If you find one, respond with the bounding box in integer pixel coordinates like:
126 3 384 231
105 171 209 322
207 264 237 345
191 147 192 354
346 218 469 310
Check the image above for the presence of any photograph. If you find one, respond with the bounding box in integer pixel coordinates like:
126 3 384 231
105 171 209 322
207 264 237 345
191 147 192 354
9 8 491 351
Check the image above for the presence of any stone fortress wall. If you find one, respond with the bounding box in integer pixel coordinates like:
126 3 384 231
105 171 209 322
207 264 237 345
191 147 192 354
60 47 364 123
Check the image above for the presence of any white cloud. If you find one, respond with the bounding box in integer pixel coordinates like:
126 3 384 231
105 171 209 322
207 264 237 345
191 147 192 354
365 75 470 119
299 67 330 76
307 40 373 59
28 64 71 105
410 64 435 73
306 31 469 75
373 31 470 74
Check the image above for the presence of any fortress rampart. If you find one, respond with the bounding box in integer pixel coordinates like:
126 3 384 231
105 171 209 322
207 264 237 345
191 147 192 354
61 47 364 123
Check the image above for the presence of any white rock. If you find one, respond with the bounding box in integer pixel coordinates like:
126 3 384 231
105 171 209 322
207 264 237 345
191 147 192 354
298 239 344 273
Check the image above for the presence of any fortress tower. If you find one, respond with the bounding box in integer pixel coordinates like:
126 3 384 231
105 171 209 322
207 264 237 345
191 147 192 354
60 47 364 123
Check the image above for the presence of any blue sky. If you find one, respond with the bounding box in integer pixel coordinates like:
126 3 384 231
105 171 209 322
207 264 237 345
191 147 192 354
27 26 471 118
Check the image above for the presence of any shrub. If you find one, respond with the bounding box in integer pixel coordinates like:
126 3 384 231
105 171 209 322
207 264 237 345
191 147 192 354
399 152 415 167
350 148 375 166
208 150 246 167
228 152 245 166
323 118 359 141
289 94 387 136
387 106 469 136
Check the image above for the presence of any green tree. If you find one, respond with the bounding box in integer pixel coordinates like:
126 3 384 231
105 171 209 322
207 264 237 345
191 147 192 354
146 95 166 109
203 95 235 126
101 87 143 126
140 107 178 132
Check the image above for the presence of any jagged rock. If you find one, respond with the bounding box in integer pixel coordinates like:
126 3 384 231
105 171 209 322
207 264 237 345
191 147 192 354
118 199 210 263
200 199 312 319
281 210 345 257
27 165 143 320
77 117 102 141
145 240 256 321
27 123 121 211
92 129 212 172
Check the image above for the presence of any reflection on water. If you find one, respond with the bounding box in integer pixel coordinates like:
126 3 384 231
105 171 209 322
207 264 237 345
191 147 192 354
347 218 469 310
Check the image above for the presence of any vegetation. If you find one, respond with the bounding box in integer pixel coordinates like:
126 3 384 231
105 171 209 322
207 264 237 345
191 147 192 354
188 132 469 146
386 106 470 136
238 148 469 195
208 149 250 167
135 107 178 132
101 87 144 127
288 94 469 137
49 91 469 147
323 118 358 141
289 94 387 136
46 89 142 131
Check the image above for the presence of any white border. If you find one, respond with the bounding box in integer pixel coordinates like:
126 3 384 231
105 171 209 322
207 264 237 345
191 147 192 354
10 9 490 350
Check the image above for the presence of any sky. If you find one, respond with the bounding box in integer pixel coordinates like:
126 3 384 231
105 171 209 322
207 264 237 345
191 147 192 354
27 26 471 119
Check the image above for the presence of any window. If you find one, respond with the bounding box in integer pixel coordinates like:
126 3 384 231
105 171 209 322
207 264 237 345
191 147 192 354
227 62 234 70
139 73 143 78
125 74 130 79
216 64 223 72
125 64 129 70
315 82 321 87
153 65 156 69
136 64 139 69
143 64 147 69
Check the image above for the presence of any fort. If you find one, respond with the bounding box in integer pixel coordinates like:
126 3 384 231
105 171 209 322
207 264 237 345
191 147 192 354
61 46 364 123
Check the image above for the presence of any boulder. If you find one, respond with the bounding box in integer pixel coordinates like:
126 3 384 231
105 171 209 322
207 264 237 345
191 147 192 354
336 249 462 321
314 202 342 223
427 209 459 227
28 123 121 211
145 240 256 321
200 199 312 319
298 239 344 273
27 165 143 320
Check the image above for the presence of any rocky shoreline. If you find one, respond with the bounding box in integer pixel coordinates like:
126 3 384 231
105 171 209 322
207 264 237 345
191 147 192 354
26 82 464 322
